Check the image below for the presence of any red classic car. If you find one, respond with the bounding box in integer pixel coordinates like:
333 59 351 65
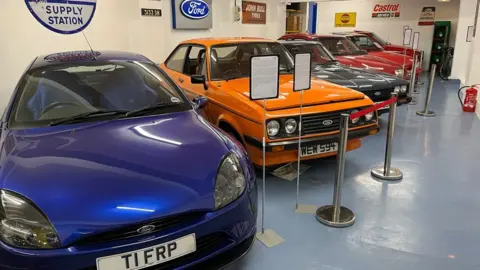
332 32 422 78
279 33 408 79
353 30 420 58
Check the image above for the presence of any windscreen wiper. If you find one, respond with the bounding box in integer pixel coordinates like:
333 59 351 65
49 110 128 126
125 102 181 117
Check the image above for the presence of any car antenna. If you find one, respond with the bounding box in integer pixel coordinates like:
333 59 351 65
82 31 97 60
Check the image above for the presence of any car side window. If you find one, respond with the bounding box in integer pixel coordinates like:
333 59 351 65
184 46 206 76
166 45 188 73
353 37 374 48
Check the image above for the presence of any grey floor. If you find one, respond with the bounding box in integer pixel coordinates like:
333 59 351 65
226 76 480 270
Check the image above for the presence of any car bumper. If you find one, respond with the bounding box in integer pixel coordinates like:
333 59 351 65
244 125 379 166
0 187 258 270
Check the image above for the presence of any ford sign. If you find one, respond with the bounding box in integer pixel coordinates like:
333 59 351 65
180 0 210 19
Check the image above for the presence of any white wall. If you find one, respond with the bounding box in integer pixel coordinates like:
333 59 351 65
0 0 286 110
315 0 460 70
451 0 476 83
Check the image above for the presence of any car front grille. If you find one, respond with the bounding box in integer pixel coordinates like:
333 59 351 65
362 88 393 102
302 109 351 135
81 232 232 270
74 212 206 246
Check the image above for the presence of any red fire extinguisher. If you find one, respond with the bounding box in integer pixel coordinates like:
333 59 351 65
458 85 478 112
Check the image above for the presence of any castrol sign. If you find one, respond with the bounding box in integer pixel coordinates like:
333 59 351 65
372 3 400 18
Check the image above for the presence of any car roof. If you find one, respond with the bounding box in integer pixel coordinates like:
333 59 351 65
332 32 365 37
180 37 276 46
30 50 152 70
278 40 319 45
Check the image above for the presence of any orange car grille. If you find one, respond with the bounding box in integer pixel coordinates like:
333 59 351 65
302 109 351 135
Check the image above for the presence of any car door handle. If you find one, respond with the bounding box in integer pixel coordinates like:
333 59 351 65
178 78 184 83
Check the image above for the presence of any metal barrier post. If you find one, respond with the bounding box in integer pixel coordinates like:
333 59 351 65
316 114 355 228
416 64 436 117
416 51 425 86
371 93 403 181
408 55 418 105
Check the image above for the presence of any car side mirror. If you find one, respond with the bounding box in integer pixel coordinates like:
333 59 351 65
191 75 208 90
362 49 368 54
192 96 208 110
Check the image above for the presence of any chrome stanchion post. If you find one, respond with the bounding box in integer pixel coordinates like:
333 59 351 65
371 93 403 181
261 99 266 234
416 64 436 117
408 55 418 105
316 114 355 228
416 51 425 86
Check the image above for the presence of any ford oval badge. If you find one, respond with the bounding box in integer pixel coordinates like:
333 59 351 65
180 0 210 20
374 91 382 96
137 225 155 234
322 120 333 126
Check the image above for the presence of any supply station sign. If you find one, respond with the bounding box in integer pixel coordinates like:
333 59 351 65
171 0 212 29
334 12 356 27
418 6 436 26
242 1 267 24
372 3 400 18
24 0 97 35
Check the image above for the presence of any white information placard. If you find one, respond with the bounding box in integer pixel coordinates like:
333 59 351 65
403 28 412 45
294 53 312 92
250 55 280 100
412 32 420 50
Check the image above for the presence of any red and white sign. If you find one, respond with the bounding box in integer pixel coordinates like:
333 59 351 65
372 4 400 18
418 6 436 26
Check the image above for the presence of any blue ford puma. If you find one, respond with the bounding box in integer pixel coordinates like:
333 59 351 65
0 51 257 270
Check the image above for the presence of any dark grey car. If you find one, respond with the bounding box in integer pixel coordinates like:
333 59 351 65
279 40 411 115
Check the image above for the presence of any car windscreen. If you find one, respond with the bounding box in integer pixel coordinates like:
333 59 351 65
315 37 363 56
209 42 294 81
283 43 336 65
370 32 388 46
8 61 189 129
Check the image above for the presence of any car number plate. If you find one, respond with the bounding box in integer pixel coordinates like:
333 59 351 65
374 101 389 109
96 234 196 270
301 142 338 157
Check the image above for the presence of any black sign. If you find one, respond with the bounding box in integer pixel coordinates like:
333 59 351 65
141 8 162 17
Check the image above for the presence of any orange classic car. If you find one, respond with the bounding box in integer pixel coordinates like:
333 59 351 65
161 38 379 167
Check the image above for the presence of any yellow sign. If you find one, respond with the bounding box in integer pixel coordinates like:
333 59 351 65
335 12 356 27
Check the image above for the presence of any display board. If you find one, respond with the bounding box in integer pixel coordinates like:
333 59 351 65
418 7 436 26
294 53 312 91
250 56 279 100
242 1 267 24
372 3 400 18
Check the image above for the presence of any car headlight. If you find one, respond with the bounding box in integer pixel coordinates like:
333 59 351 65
365 111 374 121
350 109 360 124
395 69 404 77
284 119 297 134
0 190 60 249
394 86 401 93
266 120 280 137
214 153 246 210
400 85 407 93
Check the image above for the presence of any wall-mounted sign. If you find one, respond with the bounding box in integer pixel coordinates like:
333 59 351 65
418 6 435 26
142 8 162 17
334 12 356 27
171 0 212 29
372 4 400 18
242 1 266 24
24 0 97 35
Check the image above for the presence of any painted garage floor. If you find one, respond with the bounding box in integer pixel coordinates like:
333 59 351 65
225 76 480 270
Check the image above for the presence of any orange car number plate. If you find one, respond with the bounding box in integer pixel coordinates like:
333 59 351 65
301 142 338 157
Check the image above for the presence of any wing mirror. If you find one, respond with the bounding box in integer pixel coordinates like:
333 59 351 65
191 75 208 90
192 96 208 110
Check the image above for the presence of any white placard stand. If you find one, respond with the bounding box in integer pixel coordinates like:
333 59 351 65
250 55 284 248
402 28 412 77
293 53 312 210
